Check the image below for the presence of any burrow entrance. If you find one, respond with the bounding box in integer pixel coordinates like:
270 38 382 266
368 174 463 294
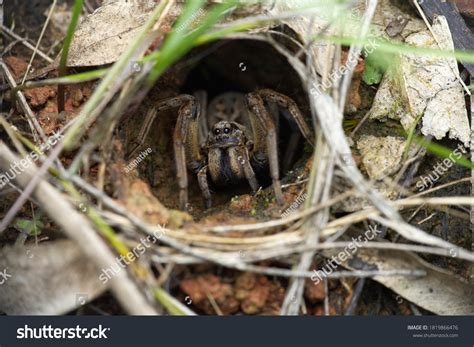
124 33 313 216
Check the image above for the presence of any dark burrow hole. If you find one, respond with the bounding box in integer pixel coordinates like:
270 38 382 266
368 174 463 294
130 33 313 213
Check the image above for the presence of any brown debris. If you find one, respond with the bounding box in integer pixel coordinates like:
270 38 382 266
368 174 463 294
179 274 240 315
236 273 270 314
24 86 57 107
4 56 28 79
304 279 326 303
342 50 365 114
229 194 253 212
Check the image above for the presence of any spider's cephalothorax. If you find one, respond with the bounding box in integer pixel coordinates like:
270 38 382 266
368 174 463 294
129 89 314 210
206 120 259 189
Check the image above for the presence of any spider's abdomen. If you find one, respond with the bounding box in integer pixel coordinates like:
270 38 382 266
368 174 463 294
208 147 246 185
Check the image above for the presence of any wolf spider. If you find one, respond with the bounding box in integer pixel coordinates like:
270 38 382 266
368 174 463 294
129 89 314 210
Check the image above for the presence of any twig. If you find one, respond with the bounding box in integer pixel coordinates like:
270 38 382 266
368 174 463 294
344 279 365 315
0 25 54 63
21 0 57 85
239 240 471 263
0 60 47 143
67 174 429 279
323 278 329 316
338 0 378 112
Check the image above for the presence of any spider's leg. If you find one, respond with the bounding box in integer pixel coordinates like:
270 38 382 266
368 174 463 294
237 146 259 192
174 112 189 210
170 95 203 210
127 107 158 159
256 89 315 146
197 165 212 208
246 92 284 205
129 95 204 210
193 90 208 148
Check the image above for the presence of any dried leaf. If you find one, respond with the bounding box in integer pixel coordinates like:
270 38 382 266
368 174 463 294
368 16 470 146
323 248 474 315
65 0 156 66
0 240 107 315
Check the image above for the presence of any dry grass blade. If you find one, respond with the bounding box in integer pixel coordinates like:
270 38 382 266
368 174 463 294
20 0 57 85
0 60 47 143
0 24 54 63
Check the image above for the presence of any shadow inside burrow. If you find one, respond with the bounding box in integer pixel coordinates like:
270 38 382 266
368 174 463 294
121 29 314 218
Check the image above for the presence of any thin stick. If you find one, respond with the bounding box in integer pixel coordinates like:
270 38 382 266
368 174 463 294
21 0 57 85
0 60 47 143
242 240 470 263
0 25 54 63
338 0 378 112
345 279 365 315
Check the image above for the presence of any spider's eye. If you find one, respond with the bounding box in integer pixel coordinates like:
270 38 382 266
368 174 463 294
224 127 230 134
214 129 220 135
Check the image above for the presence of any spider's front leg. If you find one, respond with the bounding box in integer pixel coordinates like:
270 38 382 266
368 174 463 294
171 95 208 210
131 94 206 210
127 107 159 159
197 165 212 209
234 144 259 192
246 93 284 205
246 89 315 205
255 89 315 146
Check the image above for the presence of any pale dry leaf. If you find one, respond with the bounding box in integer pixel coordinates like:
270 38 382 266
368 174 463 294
322 248 474 315
368 16 470 146
0 240 107 315
65 0 156 66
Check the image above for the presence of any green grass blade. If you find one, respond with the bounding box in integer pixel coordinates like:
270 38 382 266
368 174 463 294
57 0 84 112
154 287 195 315
412 136 473 170
315 35 474 64
15 68 108 90
58 0 84 72
402 112 424 161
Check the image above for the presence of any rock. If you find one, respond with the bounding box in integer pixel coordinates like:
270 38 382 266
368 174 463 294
356 135 418 181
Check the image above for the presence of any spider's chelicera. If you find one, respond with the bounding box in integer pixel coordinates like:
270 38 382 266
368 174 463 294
130 89 314 210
